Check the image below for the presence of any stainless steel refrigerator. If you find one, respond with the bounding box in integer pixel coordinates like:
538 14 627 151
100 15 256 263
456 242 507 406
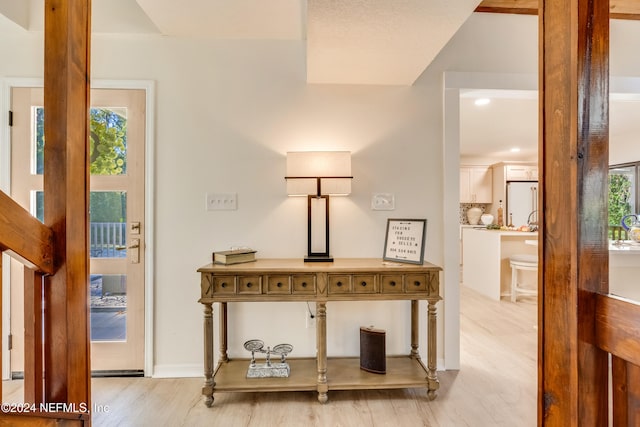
506 181 538 227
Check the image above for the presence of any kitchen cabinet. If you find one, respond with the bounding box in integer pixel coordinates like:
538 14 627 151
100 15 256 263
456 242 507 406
460 166 492 203
505 164 538 181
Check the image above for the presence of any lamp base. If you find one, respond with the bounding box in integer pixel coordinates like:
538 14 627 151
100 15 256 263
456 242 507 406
304 255 334 263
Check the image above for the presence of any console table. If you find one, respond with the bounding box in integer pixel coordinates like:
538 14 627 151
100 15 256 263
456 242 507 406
197 258 442 406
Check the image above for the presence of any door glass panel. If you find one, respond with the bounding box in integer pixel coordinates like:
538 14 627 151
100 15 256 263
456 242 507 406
90 274 127 341
90 191 127 258
34 107 44 175
32 106 128 176
89 107 128 176
37 191 127 258
33 190 44 223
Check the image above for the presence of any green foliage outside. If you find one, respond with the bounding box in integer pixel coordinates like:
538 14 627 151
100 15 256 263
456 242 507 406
608 173 632 226
89 108 127 175
90 191 126 223
35 107 128 223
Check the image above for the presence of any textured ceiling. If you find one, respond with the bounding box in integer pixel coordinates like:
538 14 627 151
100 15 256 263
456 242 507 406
0 0 481 85
306 0 482 85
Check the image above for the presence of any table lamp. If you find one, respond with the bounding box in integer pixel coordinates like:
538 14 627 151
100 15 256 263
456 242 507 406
285 151 352 262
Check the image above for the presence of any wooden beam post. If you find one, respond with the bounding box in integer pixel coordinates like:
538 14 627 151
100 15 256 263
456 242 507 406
0 191 54 274
43 0 92 406
0 254 2 403
24 268 44 405
539 0 609 425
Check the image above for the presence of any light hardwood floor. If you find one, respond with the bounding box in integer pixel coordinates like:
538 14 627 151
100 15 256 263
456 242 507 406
2 287 537 426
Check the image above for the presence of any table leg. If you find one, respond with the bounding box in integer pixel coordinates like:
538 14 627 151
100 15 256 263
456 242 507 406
202 302 215 407
410 300 420 359
316 302 328 403
219 302 229 362
426 298 440 400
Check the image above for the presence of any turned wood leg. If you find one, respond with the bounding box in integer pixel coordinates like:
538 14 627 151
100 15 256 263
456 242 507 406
316 302 328 403
410 300 420 359
219 302 229 362
202 302 215 407
426 298 440 400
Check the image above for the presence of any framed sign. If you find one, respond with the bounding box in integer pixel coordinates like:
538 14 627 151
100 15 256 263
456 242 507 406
383 219 427 264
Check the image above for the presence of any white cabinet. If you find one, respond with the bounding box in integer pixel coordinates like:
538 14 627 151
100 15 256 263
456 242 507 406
505 164 538 181
462 228 537 300
460 166 492 203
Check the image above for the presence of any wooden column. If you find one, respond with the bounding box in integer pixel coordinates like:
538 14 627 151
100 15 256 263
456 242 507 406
23 268 44 405
0 255 2 403
539 0 609 425
43 0 92 405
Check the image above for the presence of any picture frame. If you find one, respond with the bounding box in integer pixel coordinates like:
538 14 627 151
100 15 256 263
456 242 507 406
382 218 427 264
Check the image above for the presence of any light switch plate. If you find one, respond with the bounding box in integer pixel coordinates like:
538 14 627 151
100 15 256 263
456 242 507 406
206 193 237 211
371 193 395 210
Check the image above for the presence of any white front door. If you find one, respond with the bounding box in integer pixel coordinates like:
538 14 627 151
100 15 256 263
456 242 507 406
10 87 146 373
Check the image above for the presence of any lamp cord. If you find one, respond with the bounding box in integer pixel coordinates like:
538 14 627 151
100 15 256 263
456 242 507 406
306 302 315 319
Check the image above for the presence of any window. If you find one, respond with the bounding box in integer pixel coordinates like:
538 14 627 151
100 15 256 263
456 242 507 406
609 162 639 229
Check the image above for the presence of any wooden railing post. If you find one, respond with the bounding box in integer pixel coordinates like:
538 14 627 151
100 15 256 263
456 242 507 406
539 0 610 424
0 254 3 404
23 268 45 405
43 0 92 407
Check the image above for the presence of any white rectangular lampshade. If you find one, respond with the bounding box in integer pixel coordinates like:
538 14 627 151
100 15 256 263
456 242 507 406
286 151 352 196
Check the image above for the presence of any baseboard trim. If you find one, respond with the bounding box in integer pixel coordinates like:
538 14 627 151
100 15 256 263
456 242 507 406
92 370 144 378
438 358 447 371
12 370 144 380
152 364 202 378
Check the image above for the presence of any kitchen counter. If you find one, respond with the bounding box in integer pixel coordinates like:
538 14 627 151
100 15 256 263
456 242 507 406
462 228 538 300
463 233 639 302
609 241 640 301
609 240 640 253
486 230 538 237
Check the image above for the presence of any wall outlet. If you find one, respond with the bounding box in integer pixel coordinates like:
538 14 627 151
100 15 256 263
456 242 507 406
206 193 237 211
306 311 316 329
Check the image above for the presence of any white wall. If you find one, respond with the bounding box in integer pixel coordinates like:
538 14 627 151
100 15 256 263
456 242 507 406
0 32 445 374
134 39 447 373
2 12 640 377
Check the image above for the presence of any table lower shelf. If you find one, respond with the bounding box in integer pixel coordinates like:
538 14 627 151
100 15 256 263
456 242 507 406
212 356 429 393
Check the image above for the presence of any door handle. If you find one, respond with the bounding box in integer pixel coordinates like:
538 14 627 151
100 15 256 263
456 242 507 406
116 239 140 263
129 238 140 264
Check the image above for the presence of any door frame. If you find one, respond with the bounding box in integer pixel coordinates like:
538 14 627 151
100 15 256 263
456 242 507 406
0 77 156 379
442 71 640 373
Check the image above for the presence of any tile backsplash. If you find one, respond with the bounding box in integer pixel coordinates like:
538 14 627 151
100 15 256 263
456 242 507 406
459 204 488 224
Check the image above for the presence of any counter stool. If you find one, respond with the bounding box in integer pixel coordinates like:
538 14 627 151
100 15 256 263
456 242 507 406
510 254 538 302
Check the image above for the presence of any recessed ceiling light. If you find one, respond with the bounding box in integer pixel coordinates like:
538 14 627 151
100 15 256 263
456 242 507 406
474 98 490 106
510 147 521 153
